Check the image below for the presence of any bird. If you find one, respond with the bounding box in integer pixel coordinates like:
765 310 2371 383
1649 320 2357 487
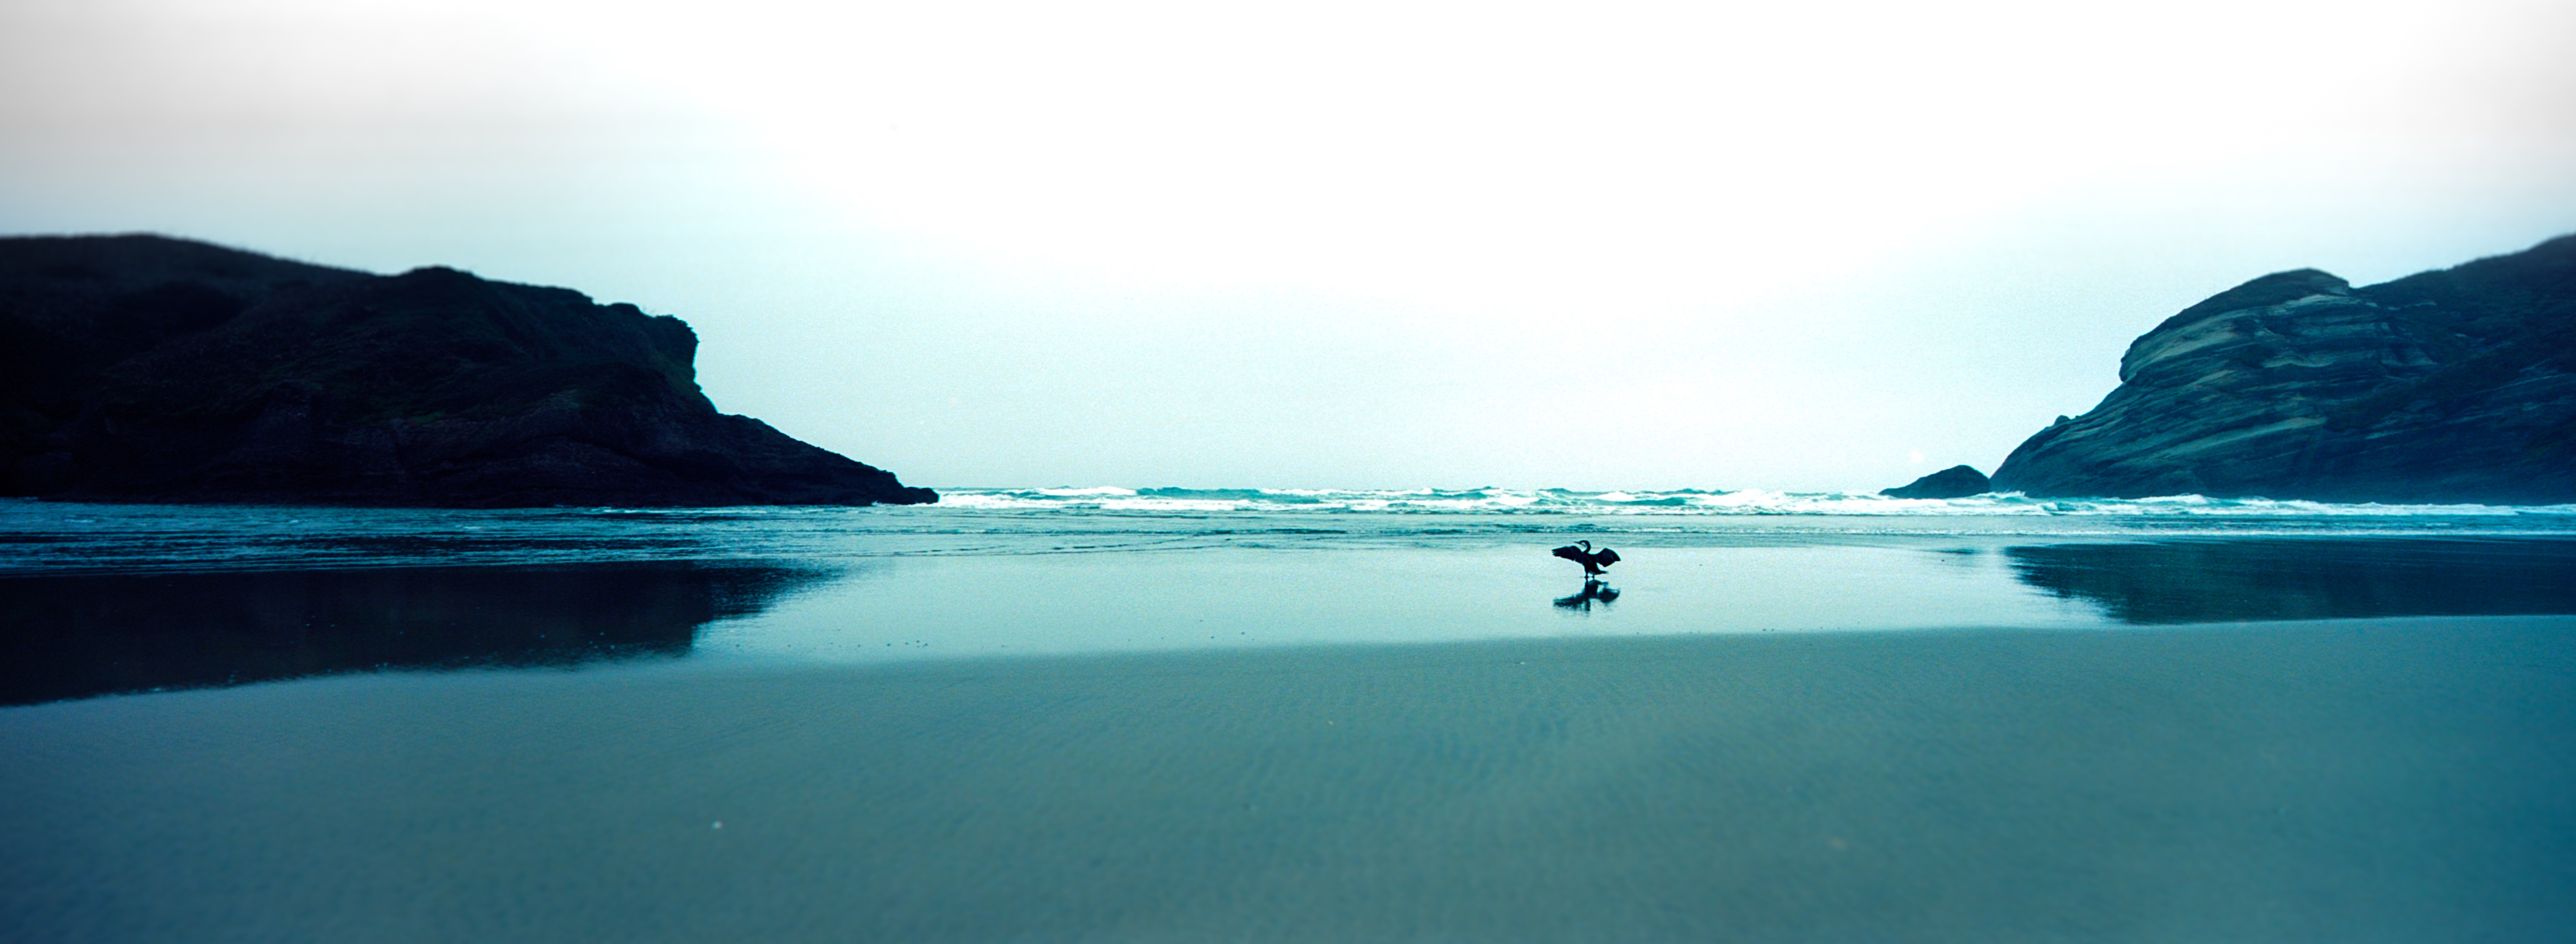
1550 539 1621 577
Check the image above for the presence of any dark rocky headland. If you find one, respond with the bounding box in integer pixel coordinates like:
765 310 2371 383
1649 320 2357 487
1991 234 2576 503
0 234 935 507
1879 464 1992 499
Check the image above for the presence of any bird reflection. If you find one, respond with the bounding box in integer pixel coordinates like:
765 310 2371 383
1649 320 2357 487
1554 578 1620 612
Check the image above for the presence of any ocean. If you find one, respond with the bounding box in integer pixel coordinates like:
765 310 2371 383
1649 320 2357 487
5 490 2576 940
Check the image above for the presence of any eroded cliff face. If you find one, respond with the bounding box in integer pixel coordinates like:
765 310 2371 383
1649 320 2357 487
1990 235 2576 502
1 234 936 507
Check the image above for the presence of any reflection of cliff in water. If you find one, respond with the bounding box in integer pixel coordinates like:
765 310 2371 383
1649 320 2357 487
0 562 828 706
2005 538 2576 624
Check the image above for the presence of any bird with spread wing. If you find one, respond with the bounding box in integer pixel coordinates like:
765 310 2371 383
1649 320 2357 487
1550 540 1620 577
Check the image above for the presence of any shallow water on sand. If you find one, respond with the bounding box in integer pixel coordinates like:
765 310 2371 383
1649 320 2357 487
9 497 2576 701
6 500 2576 940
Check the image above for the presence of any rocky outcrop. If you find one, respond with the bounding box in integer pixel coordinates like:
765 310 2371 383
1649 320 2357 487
1990 235 2576 503
1 234 936 507
1879 465 1991 499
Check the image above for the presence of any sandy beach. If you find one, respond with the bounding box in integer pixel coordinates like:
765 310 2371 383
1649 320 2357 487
7 614 2572 942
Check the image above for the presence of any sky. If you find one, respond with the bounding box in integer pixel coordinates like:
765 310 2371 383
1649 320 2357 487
4 0 2573 491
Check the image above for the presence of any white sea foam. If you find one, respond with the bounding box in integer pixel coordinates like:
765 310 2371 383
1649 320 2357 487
8 489 2575 575
931 486 2576 518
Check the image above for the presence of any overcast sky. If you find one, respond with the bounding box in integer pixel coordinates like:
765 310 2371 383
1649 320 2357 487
5 0 2572 491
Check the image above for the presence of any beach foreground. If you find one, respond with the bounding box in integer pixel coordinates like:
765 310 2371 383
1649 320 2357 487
7 615 2572 942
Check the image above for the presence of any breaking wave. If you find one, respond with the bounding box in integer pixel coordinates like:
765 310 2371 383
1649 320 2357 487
936 486 2576 518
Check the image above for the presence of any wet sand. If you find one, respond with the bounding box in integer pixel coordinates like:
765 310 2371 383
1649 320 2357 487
7 616 2573 942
